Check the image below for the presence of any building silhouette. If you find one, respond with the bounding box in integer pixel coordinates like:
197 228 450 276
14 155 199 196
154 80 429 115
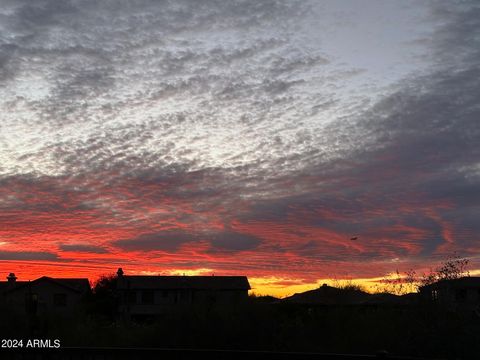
0 273 90 317
419 276 480 312
115 268 250 319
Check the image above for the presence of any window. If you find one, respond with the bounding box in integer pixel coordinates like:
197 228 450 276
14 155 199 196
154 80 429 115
431 290 438 301
141 290 154 304
53 293 67 307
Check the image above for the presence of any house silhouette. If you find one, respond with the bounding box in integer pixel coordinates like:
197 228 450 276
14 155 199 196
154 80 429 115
0 273 90 317
115 268 250 319
419 276 480 312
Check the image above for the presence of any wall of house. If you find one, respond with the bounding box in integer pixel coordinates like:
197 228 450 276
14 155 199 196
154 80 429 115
422 284 480 311
118 288 248 315
192 289 248 304
4 282 85 316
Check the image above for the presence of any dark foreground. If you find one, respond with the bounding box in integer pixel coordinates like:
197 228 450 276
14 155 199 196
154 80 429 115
1 302 478 359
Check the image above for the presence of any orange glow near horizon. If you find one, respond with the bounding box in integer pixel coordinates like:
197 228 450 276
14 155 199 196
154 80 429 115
2 260 478 297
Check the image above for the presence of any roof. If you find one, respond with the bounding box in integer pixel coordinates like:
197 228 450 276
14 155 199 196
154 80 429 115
283 286 419 306
45 277 91 293
283 285 371 305
420 276 480 290
0 277 90 294
117 275 250 291
360 292 418 306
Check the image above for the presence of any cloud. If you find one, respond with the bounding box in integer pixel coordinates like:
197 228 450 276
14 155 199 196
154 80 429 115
115 231 196 252
58 244 108 254
0 0 337 179
115 229 262 253
227 0 480 264
0 251 58 261
208 231 261 252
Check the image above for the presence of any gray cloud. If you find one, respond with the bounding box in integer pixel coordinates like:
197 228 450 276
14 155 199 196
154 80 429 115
0 0 346 180
208 231 261 252
0 251 58 261
59 244 108 254
232 1 480 261
115 231 196 252
115 229 262 253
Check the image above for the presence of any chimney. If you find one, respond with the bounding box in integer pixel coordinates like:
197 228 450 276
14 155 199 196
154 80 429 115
7 273 17 284
116 268 126 290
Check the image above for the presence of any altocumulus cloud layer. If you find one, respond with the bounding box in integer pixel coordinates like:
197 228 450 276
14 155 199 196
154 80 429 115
0 0 479 284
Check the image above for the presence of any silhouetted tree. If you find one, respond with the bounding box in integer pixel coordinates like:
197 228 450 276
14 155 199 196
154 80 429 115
89 273 118 320
377 254 470 294
375 270 418 295
420 255 469 286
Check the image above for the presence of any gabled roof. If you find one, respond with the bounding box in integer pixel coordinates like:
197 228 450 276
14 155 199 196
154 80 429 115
0 277 90 294
420 276 480 290
283 285 371 305
45 277 91 293
117 275 250 291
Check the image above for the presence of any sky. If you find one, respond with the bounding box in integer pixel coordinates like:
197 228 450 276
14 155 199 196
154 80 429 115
0 0 479 296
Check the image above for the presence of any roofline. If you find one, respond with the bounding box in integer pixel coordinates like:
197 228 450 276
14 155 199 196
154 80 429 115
118 275 251 290
3 276 90 294
419 276 480 289
122 275 248 280
119 287 251 290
